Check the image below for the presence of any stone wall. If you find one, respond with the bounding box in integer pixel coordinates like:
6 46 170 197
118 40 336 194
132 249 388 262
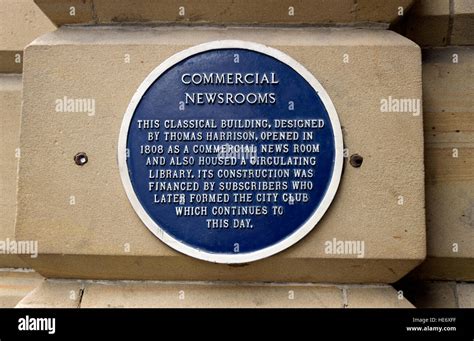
0 0 54 307
394 0 473 308
0 0 471 308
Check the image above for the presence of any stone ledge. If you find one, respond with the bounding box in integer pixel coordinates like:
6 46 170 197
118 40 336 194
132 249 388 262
16 279 414 308
0 269 43 308
19 255 424 284
33 0 413 26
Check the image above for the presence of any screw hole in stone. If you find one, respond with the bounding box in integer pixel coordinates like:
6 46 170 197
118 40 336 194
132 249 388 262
74 152 88 166
350 154 363 168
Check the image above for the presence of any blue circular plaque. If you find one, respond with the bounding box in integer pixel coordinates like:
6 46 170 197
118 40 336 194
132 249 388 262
119 41 343 263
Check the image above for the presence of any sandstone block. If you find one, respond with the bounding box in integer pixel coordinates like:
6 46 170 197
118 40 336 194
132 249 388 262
16 27 425 282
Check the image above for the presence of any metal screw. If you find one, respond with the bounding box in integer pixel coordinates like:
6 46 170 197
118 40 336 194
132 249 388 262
74 152 88 166
349 154 363 168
